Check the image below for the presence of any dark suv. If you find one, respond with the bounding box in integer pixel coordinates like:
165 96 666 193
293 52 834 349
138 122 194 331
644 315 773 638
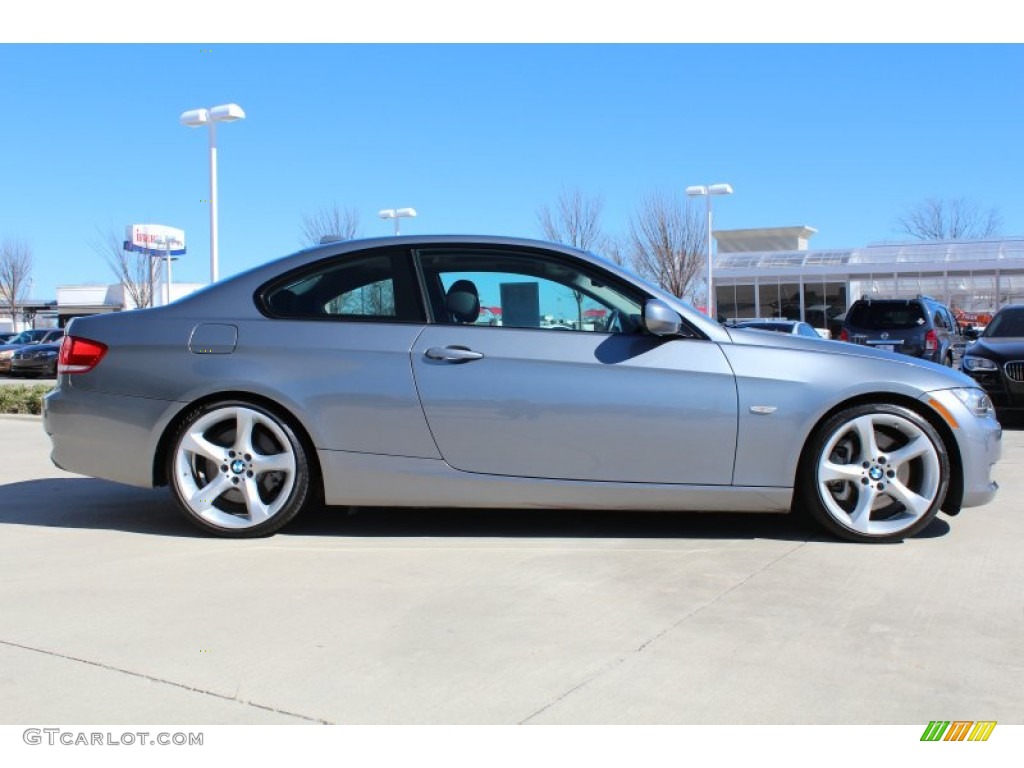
841 295 961 366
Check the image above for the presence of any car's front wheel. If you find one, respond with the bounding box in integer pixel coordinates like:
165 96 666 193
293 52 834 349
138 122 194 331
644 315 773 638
798 403 950 543
167 401 313 537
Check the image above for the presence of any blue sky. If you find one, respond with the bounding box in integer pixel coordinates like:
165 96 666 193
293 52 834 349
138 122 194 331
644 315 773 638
1 42 1022 299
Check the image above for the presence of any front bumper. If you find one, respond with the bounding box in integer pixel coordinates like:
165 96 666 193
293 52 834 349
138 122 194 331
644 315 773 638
10 358 55 376
923 388 1002 508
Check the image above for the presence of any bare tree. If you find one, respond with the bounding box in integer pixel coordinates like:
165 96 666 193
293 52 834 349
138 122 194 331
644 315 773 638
0 238 34 329
536 187 607 251
93 229 155 309
300 203 360 246
538 188 618 328
896 197 1002 240
600 234 629 268
628 190 707 302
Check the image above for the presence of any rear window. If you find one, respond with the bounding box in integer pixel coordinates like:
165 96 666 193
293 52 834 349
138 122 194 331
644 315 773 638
847 302 926 330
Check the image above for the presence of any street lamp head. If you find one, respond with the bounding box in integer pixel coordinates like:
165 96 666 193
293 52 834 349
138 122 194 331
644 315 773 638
209 103 246 122
181 104 246 127
687 183 734 197
179 108 210 128
380 208 417 219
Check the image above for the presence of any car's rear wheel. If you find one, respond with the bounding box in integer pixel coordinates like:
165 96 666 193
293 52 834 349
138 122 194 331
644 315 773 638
167 401 312 537
798 403 950 543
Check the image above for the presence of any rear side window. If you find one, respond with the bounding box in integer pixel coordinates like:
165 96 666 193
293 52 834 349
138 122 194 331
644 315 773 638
847 302 926 330
262 250 425 322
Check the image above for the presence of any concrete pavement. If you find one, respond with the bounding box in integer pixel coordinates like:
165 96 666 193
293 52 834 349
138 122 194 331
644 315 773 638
1 415 1022 724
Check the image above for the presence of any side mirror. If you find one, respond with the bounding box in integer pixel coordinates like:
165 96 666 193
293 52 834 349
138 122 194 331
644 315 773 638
963 326 980 341
643 299 683 337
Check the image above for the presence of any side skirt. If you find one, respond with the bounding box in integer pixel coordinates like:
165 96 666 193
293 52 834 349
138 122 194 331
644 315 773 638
318 450 792 512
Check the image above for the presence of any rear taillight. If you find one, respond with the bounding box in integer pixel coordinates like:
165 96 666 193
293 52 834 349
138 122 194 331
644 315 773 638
924 329 938 351
839 329 849 342
58 336 108 374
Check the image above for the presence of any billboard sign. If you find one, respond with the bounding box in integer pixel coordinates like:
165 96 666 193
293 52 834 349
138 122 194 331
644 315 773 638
124 224 186 256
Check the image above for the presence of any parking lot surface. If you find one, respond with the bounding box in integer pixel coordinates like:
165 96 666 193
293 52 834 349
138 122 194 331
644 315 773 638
1 415 1022 724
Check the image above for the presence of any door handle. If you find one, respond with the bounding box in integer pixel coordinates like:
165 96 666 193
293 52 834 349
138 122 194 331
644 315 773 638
424 346 485 363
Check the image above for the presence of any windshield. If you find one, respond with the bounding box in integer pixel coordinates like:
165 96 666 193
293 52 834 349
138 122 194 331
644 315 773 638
984 308 1024 338
847 302 926 330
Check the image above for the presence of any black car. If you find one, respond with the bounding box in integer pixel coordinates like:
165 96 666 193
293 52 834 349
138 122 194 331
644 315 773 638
840 295 961 366
9 341 61 378
0 329 64 374
960 304 1024 413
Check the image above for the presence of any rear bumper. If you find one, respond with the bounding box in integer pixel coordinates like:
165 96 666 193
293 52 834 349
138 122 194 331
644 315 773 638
43 384 180 488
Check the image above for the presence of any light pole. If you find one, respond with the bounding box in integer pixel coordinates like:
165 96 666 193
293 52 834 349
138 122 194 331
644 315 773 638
685 183 733 319
379 207 417 235
179 103 246 283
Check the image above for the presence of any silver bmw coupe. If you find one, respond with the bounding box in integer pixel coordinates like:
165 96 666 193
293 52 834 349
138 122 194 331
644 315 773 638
43 235 1001 542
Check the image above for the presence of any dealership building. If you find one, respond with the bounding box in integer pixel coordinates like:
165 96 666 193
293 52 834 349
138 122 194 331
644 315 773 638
1 280 204 333
712 227 1024 330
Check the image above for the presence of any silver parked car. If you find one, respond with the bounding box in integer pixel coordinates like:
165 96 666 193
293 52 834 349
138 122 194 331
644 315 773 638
43 236 1001 542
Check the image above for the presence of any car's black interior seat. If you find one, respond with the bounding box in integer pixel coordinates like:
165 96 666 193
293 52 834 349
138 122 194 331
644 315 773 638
446 280 480 324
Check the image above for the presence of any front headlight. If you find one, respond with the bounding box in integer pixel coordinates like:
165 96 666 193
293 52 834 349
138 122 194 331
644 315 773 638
0 350 13 360
962 355 998 372
951 387 995 419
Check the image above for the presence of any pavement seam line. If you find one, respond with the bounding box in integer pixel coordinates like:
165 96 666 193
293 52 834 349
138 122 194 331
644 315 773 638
0 638 332 724
517 540 809 724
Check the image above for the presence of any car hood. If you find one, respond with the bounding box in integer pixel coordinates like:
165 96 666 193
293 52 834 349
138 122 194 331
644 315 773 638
967 337 1024 361
723 326 977 390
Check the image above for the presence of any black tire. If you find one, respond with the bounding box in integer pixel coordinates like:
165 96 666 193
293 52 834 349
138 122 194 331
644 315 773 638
165 400 313 538
797 403 950 543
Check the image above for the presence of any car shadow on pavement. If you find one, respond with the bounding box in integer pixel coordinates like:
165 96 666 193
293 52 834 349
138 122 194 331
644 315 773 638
0 477 952 544
290 504 951 543
0 478 192 537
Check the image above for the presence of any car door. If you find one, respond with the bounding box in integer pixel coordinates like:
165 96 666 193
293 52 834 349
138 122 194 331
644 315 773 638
255 247 439 458
409 247 738 485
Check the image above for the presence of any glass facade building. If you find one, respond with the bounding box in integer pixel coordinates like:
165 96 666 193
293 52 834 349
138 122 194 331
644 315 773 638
712 235 1024 333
